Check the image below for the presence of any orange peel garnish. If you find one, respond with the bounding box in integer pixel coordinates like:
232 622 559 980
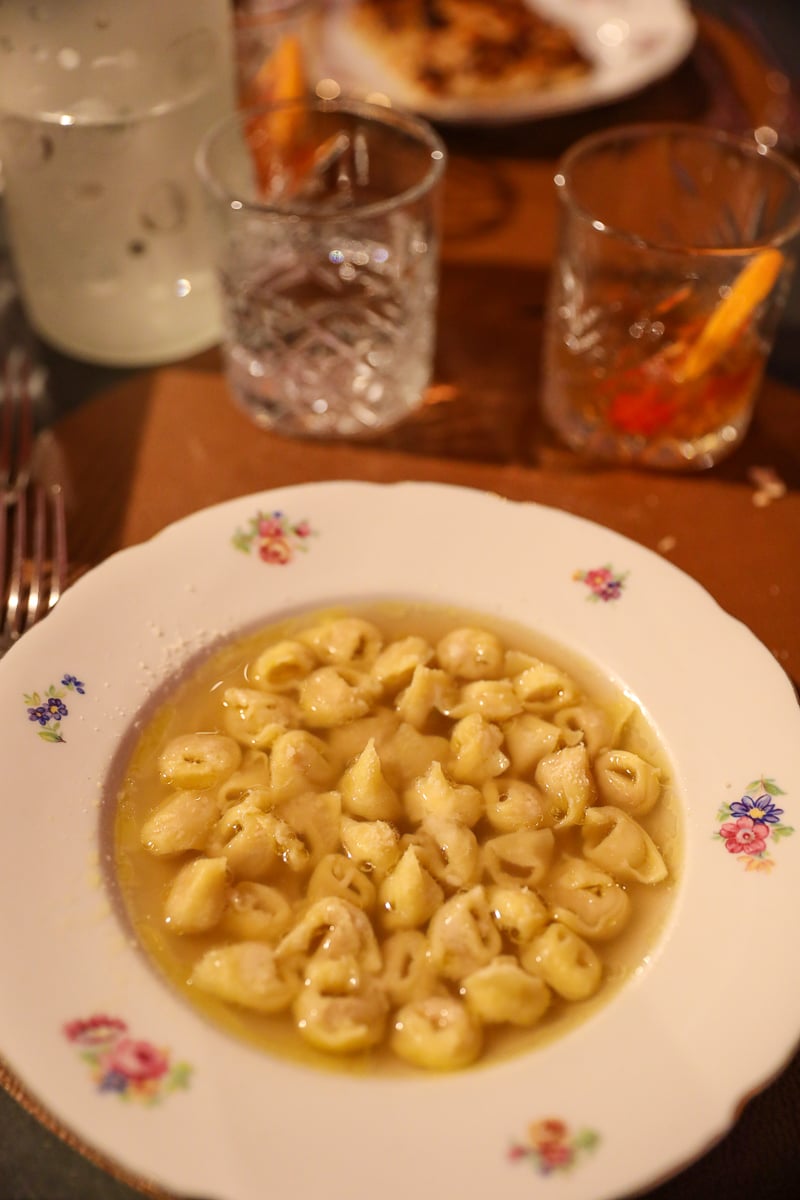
675 247 784 383
652 283 693 316
241 35 308 192
240 33 306 109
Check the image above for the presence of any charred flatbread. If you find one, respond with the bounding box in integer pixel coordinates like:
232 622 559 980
346 0 592 99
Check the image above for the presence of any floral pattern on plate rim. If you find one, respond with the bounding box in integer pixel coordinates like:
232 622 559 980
715 779 793 872
232 510 315 565
508 1117 600 1175
63 1015 192 1105
25 674 85 743
573 565 627 601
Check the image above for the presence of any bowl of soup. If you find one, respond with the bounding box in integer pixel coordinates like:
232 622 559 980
0 481 798 1200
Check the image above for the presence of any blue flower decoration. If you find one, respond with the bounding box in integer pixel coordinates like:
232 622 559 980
99 1070 128 1093
730 794 784 825
25 673 87 744
598 581 623 602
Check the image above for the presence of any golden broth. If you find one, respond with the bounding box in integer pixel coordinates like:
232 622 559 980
113 601 681 1075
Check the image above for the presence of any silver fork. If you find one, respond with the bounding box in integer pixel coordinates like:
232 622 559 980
1 353 68 656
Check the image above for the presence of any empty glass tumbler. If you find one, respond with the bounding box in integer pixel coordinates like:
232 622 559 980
542 123 800 470
196 97 446 439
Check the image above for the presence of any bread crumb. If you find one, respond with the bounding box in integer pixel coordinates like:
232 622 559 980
657 535 677 554
748 465 786 507
423 383 460 406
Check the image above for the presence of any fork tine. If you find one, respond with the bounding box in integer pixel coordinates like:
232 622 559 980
25 484 45 627
1 349 66 653
47 483 67 613
16 355 34 489
1 483 68 648
1 361 12 491
0 482 5 583
5 483 26 640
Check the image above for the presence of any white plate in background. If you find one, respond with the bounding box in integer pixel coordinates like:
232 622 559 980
320 0 698 124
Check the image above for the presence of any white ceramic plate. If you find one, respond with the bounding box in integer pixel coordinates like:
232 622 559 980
1 481 799 1200
320 0 698 125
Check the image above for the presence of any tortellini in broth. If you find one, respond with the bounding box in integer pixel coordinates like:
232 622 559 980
115 603 677 1073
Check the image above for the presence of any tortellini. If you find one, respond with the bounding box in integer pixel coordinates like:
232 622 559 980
119 604 674 1073
448 679 522 722
298 617 382 667
269 730 337 800
482 778 547 832
339 738 401 821
222 687 297 749
220 882 292 942
250 639 317 690
158 733 242 790
378 846 444 931
395 665 457 729
582 806 668 884
488 885 549 945
164 856 228 933
371 636 433 692
404 760 482 827
392 994 483 1070
463 956 551 1026
408 816 481 891
276 896 382 974
206 802 288 879
535 744 596 827
299 666 378 728
544 856 631 941
339 815 401 876
502 713 564 776
217 749 272 811
483 828 555 888
436 627 504 681
521 923 602 1002
380 930 438 1005
449 713 509 785
140 789 221 856
293 977 389 1054
512 659 580 713
308 853 377 910
593 750 661 816
190 942 299 1013
427 886 501 980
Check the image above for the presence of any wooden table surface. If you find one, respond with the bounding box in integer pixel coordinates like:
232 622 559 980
2 7 800 1199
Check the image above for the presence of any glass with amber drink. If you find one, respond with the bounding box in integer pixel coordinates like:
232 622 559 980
232 1 322 108
542 124 800 469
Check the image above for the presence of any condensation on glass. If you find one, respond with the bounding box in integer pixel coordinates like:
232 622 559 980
0 0 235 366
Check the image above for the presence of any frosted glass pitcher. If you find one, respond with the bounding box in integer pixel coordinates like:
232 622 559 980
0 0 235 367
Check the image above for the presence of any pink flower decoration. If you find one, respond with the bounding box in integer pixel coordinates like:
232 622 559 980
720 816 770 856
510 1116 599 1176
233 510 316 562
539 1142 573 1170
63 1015 127 1046
258 537 293 565
528 1118 568 1147
101 1038 170 1083
583 568 613 589
258 517 284 539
